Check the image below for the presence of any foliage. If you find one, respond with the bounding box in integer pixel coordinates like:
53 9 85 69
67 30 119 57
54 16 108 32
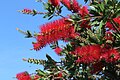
16 0 120 80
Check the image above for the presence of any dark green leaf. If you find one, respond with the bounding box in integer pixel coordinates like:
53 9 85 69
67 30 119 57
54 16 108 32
32 9 37 16
48 16 53 20
84 0 88 3
46 54 54 61
36 69 46 76
25 30 32 38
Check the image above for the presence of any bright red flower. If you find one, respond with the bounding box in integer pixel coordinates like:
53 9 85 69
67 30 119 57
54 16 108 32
79 6 89 17
61 1 89 17
101 48 120 63
75 45 101 63
106 22 114 30
72 0 81 13
104 31 113 41
61 0 71 10
16 71 31 80
78 6 90 28
49 0 60 7
113 16 120 25
61 0 81 13
33 75 41 80
33 18 79 50
106 16 120 30
22 9 32 14
54 47 62 55
33 42 43 51
58 72 63 77
80 20 91 28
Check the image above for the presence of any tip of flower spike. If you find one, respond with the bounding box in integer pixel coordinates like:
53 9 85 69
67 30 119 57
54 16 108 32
36 0 42 2
16 71 31 80
65 19 73 23
54 47 62 55
16 28 19 31
23 58 28 61
17 10 22 12
30 48 34 50
32 42 41 51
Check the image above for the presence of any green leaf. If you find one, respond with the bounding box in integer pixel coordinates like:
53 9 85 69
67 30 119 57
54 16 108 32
32 9 37 16
105 0 109 4
48 16 53 20
90 21 99 26
99 2 104 12
98 20 103 34
25 30 32 38
36 69 46 76
113 9 120 17
50 41 58 49
89 9 100 16
46 54 54 61
87 29 99 44
45 54 57 69
43 14 49 18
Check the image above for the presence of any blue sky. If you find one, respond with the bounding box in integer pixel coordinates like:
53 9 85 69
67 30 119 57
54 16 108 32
0 0 84 80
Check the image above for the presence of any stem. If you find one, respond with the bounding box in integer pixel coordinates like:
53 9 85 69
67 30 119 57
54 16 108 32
77 16 102 23
111 20 120 34
37 12 48 14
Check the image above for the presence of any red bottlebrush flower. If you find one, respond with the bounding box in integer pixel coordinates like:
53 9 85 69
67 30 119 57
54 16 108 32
33 42 43 51
79 6 89 17
22 9 32 14
58 72 63 77
54 47 62 55
104 31 113 41
33 75 41 80
16 71 31 80
105 22 114 30
75 45 101 63
90 61 104 74
33 18 76 50
72 0 81 13
61 0 71 10
61 0 81 13
80 20 91 28
113 16 120 25
49 0 60 7
101 49 120 63
106 16 120 30
78 6 90 28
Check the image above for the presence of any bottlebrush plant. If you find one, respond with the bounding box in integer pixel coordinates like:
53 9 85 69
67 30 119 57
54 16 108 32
16 0 120 80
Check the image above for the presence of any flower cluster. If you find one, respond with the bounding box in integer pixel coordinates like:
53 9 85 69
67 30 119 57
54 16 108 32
17 0 120 79
21 9 33 14
33 18 79 50
49 0 60 7
16 72 31 80
101 48 120 63
74 44 120 64
75 45 101 63
106 16 120 31
54 47 62 55
104 31 113 41
79 6 91 28
16 71 42 80
61 0 80 13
